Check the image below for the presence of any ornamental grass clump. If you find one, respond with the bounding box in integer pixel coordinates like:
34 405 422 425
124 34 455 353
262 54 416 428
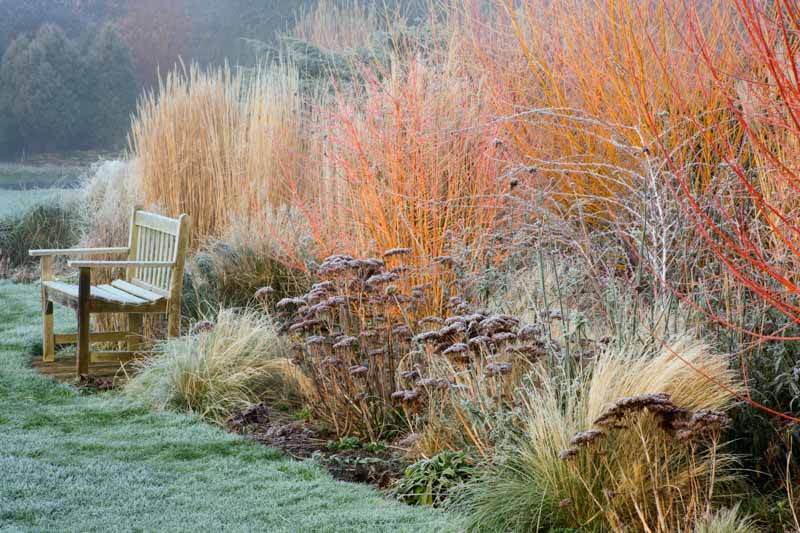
125 309 298 424
456 336 741 532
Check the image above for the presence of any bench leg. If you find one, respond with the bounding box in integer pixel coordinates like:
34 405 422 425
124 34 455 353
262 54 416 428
41 256 55 362
76 267 91 377
127 313 143 352
167 305 180 338
42 295 55 363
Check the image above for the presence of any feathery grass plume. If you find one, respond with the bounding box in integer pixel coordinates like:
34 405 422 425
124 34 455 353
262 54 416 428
456 336 741 532
124 309 300 424
130 61 312 243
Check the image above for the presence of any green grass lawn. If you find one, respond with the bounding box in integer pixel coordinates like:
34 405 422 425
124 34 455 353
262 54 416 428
0 282 456 532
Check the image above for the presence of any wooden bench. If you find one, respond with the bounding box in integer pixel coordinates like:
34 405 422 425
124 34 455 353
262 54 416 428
30 208 191 378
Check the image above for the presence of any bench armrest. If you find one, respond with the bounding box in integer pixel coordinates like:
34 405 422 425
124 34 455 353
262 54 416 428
68 260 175 268
29 247 129 257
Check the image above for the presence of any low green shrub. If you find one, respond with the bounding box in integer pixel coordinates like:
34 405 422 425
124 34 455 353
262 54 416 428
0 200 83 270
124 309 300 424
391 451 475 507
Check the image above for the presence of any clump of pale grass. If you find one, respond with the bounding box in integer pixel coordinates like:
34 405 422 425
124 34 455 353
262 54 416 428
124 309 299 424
130 62 311 242
456 335 741 532
693 505 758 533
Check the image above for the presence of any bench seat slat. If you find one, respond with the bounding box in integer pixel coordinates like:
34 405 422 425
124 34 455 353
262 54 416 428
43 281 161 307
110 280 164 302
96 284 149 305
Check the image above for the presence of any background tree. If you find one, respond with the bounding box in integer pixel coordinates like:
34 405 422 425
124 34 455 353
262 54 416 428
0 25 86 152
82 22 137 146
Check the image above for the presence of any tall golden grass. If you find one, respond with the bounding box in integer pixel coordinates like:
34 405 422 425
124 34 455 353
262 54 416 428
130 62 310 241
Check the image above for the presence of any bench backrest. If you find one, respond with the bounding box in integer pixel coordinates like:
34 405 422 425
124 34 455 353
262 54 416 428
126 209 191 300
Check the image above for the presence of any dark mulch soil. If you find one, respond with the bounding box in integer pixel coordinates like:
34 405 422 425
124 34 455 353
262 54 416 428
227 402 409 489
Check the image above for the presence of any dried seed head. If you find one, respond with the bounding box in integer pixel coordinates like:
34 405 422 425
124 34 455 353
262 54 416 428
392 324 412 339
468 335 493 349
569 428 604 447
389 265 411 274
254 286 274 302
366 272 400 287
439 322 466 337
349 365 369 377
312 281 335 292
485 362 512 376
288 321 308 333
517 323 543 341
367 348 386 358
326 296 346 307
434 256 457 268
444 316 467 326
479 315 519 335
400 369 420 381
448 296 464 308
559 448 579 461
332 336 359 349
443 343 469 355
190 320 214 335
413 331 441 344
383 247 412 258
688 409 731 437
492 331 517 343
276 297 306 310
594 393 675 426
416 377 450 389
306 335 326 346
419 316 444 327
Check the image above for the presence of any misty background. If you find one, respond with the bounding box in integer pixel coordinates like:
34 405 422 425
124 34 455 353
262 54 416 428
0 0 424 159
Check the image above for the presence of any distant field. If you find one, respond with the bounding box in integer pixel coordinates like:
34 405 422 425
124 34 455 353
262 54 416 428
0 189 78 218
0 149 120 190
0 162 84 190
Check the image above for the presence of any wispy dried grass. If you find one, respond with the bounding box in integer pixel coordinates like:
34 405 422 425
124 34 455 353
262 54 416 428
457 336 741 532
125 309 299 424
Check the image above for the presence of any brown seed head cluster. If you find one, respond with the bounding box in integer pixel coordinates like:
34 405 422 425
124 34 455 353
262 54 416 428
271 253 541 440
559 392 732 462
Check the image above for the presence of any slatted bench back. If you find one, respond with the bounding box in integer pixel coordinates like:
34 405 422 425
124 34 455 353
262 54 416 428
127 210 190 299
